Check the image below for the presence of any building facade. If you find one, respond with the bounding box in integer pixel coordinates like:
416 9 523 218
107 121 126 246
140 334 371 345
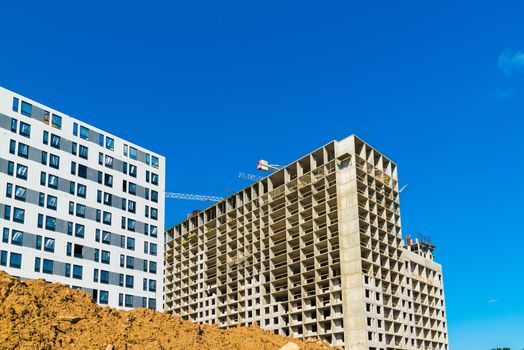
0 87 165 310
164 135 447 349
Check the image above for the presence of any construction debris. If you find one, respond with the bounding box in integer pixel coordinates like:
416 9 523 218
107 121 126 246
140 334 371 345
0 271 332 350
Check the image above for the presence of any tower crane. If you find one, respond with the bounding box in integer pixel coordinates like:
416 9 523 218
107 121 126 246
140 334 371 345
165 192 223 202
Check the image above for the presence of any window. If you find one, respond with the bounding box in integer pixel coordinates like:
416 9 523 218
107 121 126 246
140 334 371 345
73 265 83 279
151 208 158 220
93 268 99 282
106 137 114 150
49 154 60 169
6 183 13 198
98 152 103 165
21 101 32 116
11 230 23 245
127 237 135 251
146 154 150 165
151 173 159 185
2 229 8 243
9 140 16 154
75 224 85 238
4 205 10 220
144 242 148 254
79 145 89 159
102 231 111 244
11 118 17 132
47 195 57 210
127 219 135 231
67 242 72 256
13 207 25 223
129 147 137 160
40 172 46 186
42 151 48 165
150 226 158 238
95 209 101 222
70 182 76 195
145 205 149 218
120 235 125 248
121 198 127 210
152 156 159 169
99 291 108 305
100 270 109 284
105 155 113 168
119 293 124 307
71 161 76 175
7 161 14 176
150 243 157 256
126 256 134 269
94 249 99 262
126 275 134 288
122 162 128 174
103 212 112 225
10 253 22 269
104 174 113 187
149 261 157 274
73 122 78 136
0 251 7 266
99 134 104 146
143 278 147 290
149 280 156 292
129 165 137 177
42 259 54 274
43 131 49 144
128 200 136 213
129 183 136 195
71 142 77 155
101 250 110 264
19 122 30 137
80 126 89 140
65 263 71 277
50 134 61 148
77 184 86 198
125 294 133 307
97 190 102 203
51 114 62 129
78 164 87 178
48 175 58 189
148 298 156 310
12 97 19 112
38 214 44 228
76 204 86 218
120 254 125 267
34 257 41 272
14 186 26 201
16 164 28 180
124 144 128 156
17 143 29 158
45 216 56 231
67 222 73 235
36 235 42 249
44 238 55 252
119 274 124 286
151 191 158 203
103 192 112 205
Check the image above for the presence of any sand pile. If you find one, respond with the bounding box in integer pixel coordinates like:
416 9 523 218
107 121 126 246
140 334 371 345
0 271 334 350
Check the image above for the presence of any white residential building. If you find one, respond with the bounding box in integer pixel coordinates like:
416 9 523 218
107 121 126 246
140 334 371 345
0 86 165 310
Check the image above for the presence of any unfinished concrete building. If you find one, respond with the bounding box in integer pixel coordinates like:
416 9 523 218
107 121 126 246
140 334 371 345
164 135 448 350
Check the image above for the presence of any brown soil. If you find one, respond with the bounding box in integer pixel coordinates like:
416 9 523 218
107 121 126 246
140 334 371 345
0 271 334 350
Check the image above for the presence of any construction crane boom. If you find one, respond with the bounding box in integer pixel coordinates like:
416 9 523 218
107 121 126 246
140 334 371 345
239 172 263 182
165 192 223 202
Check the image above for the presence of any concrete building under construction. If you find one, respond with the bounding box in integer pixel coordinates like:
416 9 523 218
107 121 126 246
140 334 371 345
164 135 448 350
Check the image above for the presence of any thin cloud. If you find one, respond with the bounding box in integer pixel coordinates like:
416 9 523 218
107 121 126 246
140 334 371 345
498 49 524 75
488 299 499 304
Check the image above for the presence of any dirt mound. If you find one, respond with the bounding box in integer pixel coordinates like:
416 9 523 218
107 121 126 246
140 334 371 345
0 271 333 350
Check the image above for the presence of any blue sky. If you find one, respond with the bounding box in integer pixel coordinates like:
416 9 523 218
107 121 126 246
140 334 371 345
1 1 523 348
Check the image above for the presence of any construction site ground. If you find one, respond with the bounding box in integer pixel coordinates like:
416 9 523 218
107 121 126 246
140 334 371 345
0 271 335 350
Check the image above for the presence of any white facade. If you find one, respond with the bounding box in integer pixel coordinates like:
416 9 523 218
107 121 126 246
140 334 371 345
0 86 165 310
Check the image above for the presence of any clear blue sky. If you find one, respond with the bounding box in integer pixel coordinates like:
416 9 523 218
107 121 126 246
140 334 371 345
1 1 523 348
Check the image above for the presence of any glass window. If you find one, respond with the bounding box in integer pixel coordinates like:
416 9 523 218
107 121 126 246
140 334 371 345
103 192 112 205
79 145 89 159
146 154 150 165
143 278 147 290
100 270 109 284
13 207 25 223
17 143 29 158
45 216 56 231
151 208 158 220
0 251 7 266
149 280 156 292
2 228 8 243
69 182 75 195
50 134 61 148
105 155 113 168
43 131 49 144
100 231 110 244
99 134 104 146
122 161 128 174
14 186 26 201
129 183 136 195
47 195 57 210
51 114 62 129
9 140 15 154
150 226 158 238
127 237 135 251
148 298 156 310
7 161 14 176
75 223 85 238
12 97 19 112
4 205 10 220
21 101 32 116
120 235 125 248
11 230 23 245
36 235 42 249
101 250 110 264
73 122 78 136
119 273 124 286
129 165 137 177
42 151 48 165
10 253 22 269
150 261 157 274
19 122 30 137
65 263 71 277
129 147 137 160
126 275 134 288
127 219 135 232
124 144 128 156
125 294 133 307
38 214 44 228
6 183 13 198
151 173 159 185
42 259 54 274
128 200 136 213
99 291 108 305
11 118 17 132
39 193 45 206
80 126 89 140
77 184 86 198
34 257 41 272
50 154 60 169
152 156 159 168
44 237 55 252
73 265 83 279
93 268 99 282
97 190 102 203
104 174 113 187
71 142 77 155
150 243 157 256
103 211 112 225
48 175 58 189
126 256 134 269
106 137 114 150
16 164 28 180
78 164 87 179
151 190 158 203
67 242 72 256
